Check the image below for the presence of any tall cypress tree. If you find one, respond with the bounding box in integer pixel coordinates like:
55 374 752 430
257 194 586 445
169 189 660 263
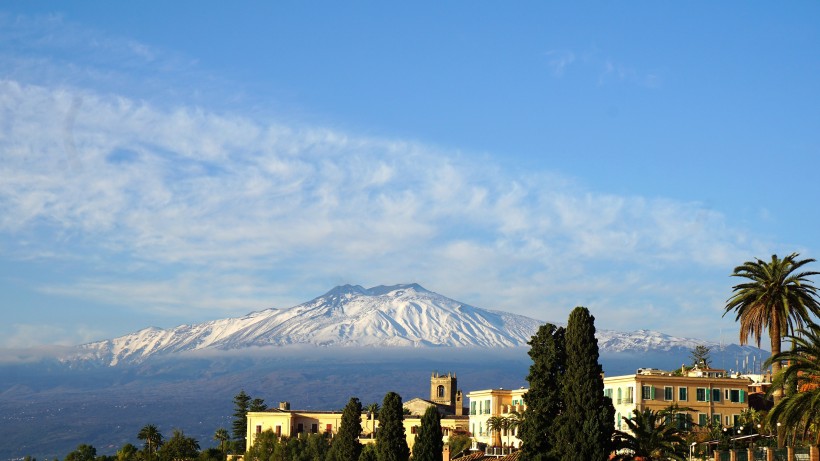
554 306 615 461
413 406 443 461
519 323 565 461
232 390 252 452
376 392 410 461
329 397 363 461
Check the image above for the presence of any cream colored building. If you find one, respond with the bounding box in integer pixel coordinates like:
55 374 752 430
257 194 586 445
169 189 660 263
604 366 752 432
246 372 469 451
466 387 527 448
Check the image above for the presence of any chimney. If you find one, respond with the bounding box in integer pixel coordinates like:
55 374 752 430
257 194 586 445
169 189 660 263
279 401 290 411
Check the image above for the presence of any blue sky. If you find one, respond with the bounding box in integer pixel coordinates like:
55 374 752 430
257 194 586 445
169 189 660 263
1 2 819 350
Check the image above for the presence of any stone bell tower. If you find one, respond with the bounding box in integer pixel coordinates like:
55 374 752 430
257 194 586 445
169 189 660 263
430 371 458 412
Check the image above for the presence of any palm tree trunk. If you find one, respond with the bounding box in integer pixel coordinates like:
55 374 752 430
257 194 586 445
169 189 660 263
771 324 785 448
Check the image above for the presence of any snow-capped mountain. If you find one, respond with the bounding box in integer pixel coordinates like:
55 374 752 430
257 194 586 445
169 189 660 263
66 283 724 366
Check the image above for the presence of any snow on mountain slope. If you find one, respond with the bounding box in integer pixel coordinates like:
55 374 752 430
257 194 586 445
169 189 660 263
66 283 720 366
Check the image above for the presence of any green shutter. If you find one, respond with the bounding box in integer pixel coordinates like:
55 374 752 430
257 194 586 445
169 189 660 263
650 386 656 400
740 390 745 403
705 389 710 402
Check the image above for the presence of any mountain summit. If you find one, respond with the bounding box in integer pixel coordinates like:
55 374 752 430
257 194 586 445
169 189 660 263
71 283 542 366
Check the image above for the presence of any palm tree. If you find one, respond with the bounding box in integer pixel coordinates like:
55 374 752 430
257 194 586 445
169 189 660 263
765 323 820 445
506 411 524 447
724 253 820 404
611 408 686 461
365 402 380 439
213 428 230 457
486 416 505 447
137 424 163 461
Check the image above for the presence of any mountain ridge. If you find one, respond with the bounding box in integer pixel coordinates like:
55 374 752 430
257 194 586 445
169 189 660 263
63 283 743 367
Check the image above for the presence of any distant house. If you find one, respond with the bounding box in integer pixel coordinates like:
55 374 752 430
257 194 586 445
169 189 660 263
465 387 527 449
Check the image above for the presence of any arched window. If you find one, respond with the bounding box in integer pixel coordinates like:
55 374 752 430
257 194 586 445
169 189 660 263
437 385 445 398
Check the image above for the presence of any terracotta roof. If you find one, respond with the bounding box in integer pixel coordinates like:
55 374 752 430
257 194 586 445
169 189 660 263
452 450 521 461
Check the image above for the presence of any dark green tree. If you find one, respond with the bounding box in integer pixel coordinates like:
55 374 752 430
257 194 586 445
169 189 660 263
249 398 267 412
232 390 252 452
329 397 364 461
198 448 223 461
520 323 565 461
446 434 471 458
555 307 615 461
64 444 96 461
244 429 278 461
116 444 138 461
689 345 712 368
413 406 443 461
138 425 164 461
359 444 377 461
159 429 200 461
376 391 410 461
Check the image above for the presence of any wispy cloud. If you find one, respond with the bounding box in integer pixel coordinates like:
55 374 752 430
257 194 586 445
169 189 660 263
0 79 760 339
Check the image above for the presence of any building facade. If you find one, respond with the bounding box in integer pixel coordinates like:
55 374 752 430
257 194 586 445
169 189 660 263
603 366 752 432
466 388 527 448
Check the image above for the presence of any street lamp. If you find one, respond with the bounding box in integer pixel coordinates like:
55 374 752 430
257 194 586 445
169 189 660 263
689 441 697 461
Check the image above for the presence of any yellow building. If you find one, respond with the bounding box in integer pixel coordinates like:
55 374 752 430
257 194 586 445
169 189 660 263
603 366 752 432
466 387 527 448
246 373 469 451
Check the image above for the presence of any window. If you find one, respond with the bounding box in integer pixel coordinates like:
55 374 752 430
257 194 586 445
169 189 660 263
471 401 477 415
698 414 708 426
604 388 613 399
712 389 721 402
326 424 332 434
297 423 304 433
311 424 318 434
256 425 262 434
733 414 741 426
664 386 673 401
712 414 721 426
411 426 417 435
679 387 688 401
437 385 445 398
696 388 708 402
275 425 281 436
625 387 634 404
485 399 491 414
617 388 623 404
728 389 745 403
616 412 621 430
676 414 691 431
642 385 652 400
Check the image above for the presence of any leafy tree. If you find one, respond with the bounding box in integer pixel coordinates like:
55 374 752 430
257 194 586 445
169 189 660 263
213 428 229 458
413 406 443 461
376 391 409 461
611 408 686 461
65 444 97 461
329 397 364 461
138 425 164 461
159 429 200 461
520 323 565 461
446 434 471 458
116 444 138 461
555 306 615 461
766 323 820 445
232 390 252 452
198 448 223 461
359 444 377 461
689 345 712 368
244 429 278 461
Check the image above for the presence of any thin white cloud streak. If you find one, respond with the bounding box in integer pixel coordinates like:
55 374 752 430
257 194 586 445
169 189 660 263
0 79 764 342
